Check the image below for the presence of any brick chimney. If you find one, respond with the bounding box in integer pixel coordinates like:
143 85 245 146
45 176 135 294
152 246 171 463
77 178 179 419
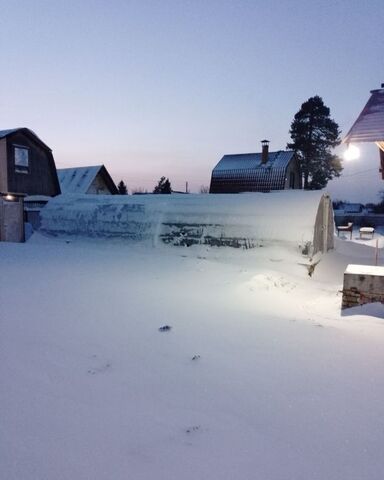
261 139 269 164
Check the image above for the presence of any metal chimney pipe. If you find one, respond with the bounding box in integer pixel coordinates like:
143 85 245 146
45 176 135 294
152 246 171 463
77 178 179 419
261 139 269 164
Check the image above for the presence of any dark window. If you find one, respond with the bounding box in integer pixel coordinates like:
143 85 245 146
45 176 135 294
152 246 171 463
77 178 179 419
289 172 295 189
14 146 29 173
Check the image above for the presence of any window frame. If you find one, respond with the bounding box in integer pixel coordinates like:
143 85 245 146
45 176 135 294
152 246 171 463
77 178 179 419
13 144 30 174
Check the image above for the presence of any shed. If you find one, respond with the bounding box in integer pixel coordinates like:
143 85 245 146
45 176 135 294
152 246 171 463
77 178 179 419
210 141 301 193
0 192 25 242
24 195 51 230
0 128 60 196
57 165 118 195
40 191 333 255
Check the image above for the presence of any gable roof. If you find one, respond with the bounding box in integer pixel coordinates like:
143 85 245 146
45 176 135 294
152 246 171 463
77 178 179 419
343 88 384 143
213 150 294 171
0 127 52 150
210 150 295 192
57 165 118 194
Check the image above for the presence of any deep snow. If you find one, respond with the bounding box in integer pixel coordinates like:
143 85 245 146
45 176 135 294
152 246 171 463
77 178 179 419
1 233 384 480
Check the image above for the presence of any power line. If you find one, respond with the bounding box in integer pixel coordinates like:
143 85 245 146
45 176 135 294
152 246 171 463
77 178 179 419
341 167 379 178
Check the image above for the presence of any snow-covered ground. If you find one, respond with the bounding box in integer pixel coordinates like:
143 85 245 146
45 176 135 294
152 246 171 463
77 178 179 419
2 233 384 480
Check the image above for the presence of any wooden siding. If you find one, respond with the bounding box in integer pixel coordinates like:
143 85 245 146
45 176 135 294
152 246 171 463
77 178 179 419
5 130 60 196
0 138 8 192
284 158 301 189
87 174 113 194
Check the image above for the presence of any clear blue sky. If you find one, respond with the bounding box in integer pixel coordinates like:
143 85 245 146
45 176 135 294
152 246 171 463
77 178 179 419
0 0 383 199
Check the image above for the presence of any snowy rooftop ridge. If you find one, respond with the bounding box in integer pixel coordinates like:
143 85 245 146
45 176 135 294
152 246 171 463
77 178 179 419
57 166 103 194
344 88 384 143
0 127 51 150
212 150 294 172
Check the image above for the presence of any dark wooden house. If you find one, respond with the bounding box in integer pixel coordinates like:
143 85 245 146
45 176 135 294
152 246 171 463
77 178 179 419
210 140 301 193
0 128 60 196
57 165 118 194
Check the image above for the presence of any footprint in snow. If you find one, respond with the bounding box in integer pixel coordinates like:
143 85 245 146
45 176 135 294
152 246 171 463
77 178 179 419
185 425 200 434
159 325 172 332
87 356 112 375
87 363 111 375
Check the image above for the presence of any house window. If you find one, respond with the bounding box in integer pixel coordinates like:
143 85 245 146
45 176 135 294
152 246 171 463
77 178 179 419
289 172 295 189
14 146 29 173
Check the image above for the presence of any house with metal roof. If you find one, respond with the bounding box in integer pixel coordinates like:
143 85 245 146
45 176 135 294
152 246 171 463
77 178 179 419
209 140 301 193
343 84 384 178
57 165 118 195
0 127 60 196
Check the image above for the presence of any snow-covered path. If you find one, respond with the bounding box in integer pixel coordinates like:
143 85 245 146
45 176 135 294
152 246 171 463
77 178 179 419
2 236 384 479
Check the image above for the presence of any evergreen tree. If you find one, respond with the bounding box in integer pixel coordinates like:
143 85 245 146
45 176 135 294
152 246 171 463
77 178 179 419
287 95 342 189
153 176 172 194
117 180 128 194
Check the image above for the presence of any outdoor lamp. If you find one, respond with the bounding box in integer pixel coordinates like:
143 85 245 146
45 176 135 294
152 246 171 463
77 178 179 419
343 143 360 161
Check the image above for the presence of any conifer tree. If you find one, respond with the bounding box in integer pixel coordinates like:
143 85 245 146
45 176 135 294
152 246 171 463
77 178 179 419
287 96 342 189
153 176 172 194
117 180 128 195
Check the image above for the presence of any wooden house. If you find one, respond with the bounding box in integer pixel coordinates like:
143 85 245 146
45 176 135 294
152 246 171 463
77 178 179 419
210 140 301 193
343 84 384 178
57 165 118 194
0 128 60 196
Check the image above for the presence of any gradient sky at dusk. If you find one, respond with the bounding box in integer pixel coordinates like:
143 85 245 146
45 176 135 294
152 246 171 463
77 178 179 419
0 0 383 200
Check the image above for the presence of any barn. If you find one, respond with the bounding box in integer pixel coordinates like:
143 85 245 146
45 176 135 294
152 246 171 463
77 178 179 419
40 191 333 256
210 140 301 193
57 165 118 194
0 128 60 196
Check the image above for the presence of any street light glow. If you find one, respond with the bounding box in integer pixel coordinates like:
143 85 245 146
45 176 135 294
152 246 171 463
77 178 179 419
344 144 360 161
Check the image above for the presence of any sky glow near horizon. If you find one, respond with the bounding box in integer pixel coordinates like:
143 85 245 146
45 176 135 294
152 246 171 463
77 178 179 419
0 0 383 201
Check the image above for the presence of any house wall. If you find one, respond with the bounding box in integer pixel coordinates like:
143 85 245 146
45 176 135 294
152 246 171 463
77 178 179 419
284 159 301 189
6 131 60 196
0 138 8 192
87 174 113 194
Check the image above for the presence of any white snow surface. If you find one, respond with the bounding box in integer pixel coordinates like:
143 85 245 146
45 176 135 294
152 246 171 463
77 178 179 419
41 191 326 247
346 264 384 276
2 233 384 479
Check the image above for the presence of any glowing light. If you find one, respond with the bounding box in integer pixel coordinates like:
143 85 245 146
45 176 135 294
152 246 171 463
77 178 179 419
344 144 360 161
5 194 14 201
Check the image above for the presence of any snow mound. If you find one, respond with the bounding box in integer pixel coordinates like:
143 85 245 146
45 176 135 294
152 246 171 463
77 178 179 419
247 273 297 293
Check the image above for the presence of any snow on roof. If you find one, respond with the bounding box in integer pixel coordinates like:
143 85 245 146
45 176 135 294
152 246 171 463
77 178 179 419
57 166 103 194
0 128 51 149
344 88 384 143
345 264 384 276
0 128 20 138
24 195 51 202
210 151 295 192
41 190 328 247
343 203 363 213
212 150 294 172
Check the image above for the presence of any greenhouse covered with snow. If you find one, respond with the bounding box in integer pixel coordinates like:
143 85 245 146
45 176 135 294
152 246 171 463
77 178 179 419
40 190 334 255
